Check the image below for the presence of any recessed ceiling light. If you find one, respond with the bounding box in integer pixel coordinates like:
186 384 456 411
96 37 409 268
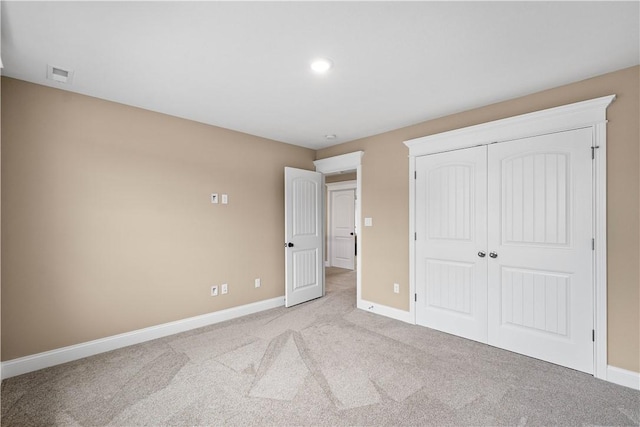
324 134 337 140
311 58 333 74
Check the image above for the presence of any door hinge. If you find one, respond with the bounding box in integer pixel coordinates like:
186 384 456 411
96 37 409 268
414 293 417 302
591 145 600 159
592 238 595 250
414 171 417 179
592 329 595 342
414 232 417 241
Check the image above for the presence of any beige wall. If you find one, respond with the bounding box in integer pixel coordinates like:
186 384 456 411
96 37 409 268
2 66 638 374
1 77 315 360
317 66 640 373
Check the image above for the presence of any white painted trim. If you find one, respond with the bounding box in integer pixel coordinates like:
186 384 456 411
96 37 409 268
355 164 362 303
1 296 285 380
314 152 363 305
404 95 616 157
593 122 608 380
358 299 413 324
314 151 364 175
326 180 357 191
321 173 326 298
408 156 416 322
606 365 640 390
404 95 615 382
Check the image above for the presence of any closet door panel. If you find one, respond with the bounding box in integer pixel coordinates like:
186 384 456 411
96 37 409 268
487 128 594 374
415 146 488 343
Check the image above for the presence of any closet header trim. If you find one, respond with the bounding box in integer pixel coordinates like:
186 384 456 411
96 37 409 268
404 95 615 157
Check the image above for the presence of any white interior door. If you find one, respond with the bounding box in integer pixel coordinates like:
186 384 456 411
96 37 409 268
285 167 324 307
330 189 355 270
487 128 594 373
415 146 488 343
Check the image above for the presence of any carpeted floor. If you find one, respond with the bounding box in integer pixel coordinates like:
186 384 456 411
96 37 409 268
2 267 639 426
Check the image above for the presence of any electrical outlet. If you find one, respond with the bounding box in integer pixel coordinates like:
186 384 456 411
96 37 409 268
393 283 400 294
221 283 228 294
255 278 261 288
211 285 218 296
221 194 228 204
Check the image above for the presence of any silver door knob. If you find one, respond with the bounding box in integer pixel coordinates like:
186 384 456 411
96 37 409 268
478 251 486 258
489 252 498 258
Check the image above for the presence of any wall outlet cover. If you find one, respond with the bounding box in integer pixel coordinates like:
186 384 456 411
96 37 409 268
221 283 228 294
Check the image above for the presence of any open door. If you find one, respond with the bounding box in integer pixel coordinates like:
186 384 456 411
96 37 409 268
285 167 324 307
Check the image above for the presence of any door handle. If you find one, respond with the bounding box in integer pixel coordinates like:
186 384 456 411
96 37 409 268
285 242 294 248
350 232 354 236
489 252 498 258
478 251 486 258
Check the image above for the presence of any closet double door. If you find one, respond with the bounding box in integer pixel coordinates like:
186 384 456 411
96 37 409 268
415 128 594 373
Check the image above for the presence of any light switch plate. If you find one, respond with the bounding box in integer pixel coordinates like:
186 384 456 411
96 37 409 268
211 193 218 204
222 194 228 204
364 217 373 227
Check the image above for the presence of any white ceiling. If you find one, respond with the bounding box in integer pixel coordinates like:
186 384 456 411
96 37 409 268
2 2 638 150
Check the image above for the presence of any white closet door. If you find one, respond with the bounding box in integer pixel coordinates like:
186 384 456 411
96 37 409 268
415 146 488 343
487 128 594 373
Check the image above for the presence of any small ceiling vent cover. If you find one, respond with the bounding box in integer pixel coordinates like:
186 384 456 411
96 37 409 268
46 64 74 84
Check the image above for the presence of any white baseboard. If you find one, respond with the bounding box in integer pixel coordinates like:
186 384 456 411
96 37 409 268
357 299 414 324
356 302 640 391
1 296 285 380
4 295 637 392
607 365 640 390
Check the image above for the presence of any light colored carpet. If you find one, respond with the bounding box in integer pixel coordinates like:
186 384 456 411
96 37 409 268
2 267 639 426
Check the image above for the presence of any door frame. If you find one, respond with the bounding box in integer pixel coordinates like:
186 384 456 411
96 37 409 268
326 181 357 269
404 95 615 381
314 151 364 303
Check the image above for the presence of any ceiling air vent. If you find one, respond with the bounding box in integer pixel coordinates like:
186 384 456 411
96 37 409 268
46 64 74 84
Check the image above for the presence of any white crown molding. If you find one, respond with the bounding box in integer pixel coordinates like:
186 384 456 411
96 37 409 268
314 151 364 175
404 95 616 156
1 296 285 380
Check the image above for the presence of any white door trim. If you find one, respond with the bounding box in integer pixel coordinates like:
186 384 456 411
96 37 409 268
404 95 615 381
326 181 357 191
314 152 364 303
404 95 615 156
326 181 357 269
